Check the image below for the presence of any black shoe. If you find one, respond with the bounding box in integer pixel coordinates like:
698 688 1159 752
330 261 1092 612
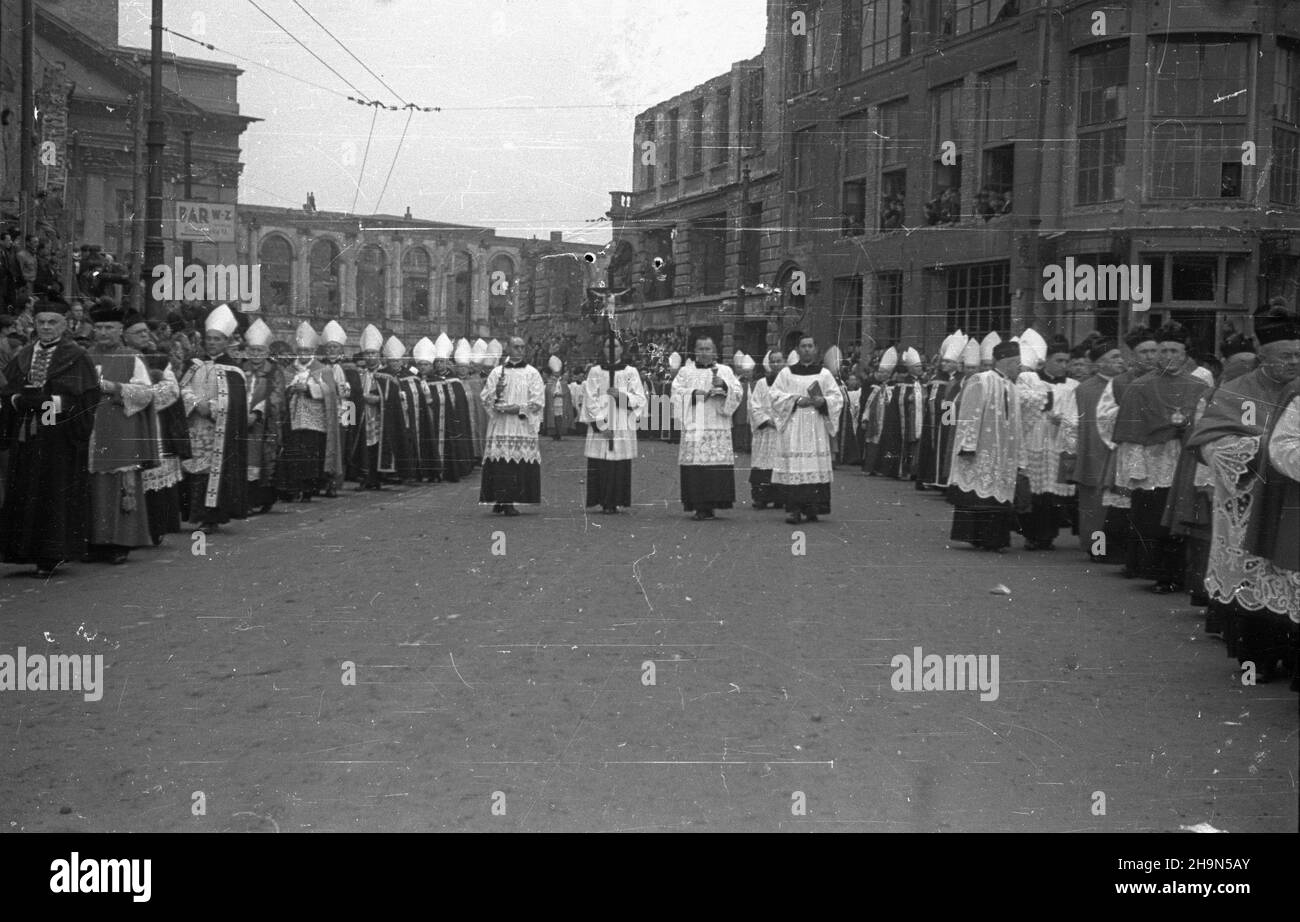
259 503 274 515
502 505 520 516
601 506 617 514
108 550 129 565
1150 581 1178 594
492 503 503 514
692 510 710 521
785 512 801 525
323 487 338 498
804 512 819 522
34 559 64 577
751 501 767 510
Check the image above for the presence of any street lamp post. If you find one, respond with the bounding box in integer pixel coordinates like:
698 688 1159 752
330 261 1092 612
143 0 167 322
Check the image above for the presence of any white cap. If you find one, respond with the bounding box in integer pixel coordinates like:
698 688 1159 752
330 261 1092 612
962 337 980 368
295 321 319 350
434 332 454 361
205 304 238 337
901 346 921 368
547 355 562 374
382 335 405 360
413 337 437 363
668 351 682 371
453 338 472 365
785 350 799 366
878 346 898 374
360 324 383 352
244 318 273 348
980 332 1001 363
322 320 348 346
471 338 488 364
764 351 783 372
737 352 756 374
731 350 748 371
1018 327 1047 369
486 339 503 365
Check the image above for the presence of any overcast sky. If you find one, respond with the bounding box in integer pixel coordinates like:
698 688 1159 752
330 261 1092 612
117 0 767 245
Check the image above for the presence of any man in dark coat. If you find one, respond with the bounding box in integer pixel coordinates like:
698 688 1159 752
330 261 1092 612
0 295 101 576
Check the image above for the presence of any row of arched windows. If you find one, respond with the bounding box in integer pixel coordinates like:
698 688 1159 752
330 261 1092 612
257 233 516 323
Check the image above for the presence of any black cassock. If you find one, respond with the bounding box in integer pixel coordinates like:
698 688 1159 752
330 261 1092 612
0 337 101 566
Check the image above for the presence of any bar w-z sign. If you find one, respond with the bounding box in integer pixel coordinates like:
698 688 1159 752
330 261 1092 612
173 201 237 243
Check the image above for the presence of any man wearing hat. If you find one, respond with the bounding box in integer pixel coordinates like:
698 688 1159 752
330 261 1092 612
949 337 1026 552
543 357 573 441
132 314 189 543
1189 307 1300 679
859 348 896 475
84 298 159 563
1060 338 1127 559
1017 334 1078 551
320 320 355 495
0 295 101 576
1111 321 1208 592
179 305 250 530
279 322 340 501
349 326 409 489
241 318 287 514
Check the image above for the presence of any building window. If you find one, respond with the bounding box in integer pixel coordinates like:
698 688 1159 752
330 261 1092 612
693 213 727 295
308 238 340 317
713 88 731 165
643 227 675 301
1273 42 1300 205
878 99 906 229
1151 39 1249 199
880 170 906 229
401 246 431 320
876 271 902 344
690 97 705 174
790 2 823 95
792 128 818 242
779 264 807 317
940 0 1013 38
1075 42 1128 204
488 254 514 325
945 262 1009 335
833 275 865 348
258 234 293 313
926 81 963 224
639 117 656 190
665 108 680 182
451 251 472 336
977 67 1015 218
740 202 762 287
355 244 387 321
859 0 910 72
842 180 867 236
741 67 764 149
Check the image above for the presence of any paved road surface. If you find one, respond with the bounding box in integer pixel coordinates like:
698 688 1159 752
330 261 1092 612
1 437 1294 831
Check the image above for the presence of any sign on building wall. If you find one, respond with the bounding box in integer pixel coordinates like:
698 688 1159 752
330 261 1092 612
172 200 237 242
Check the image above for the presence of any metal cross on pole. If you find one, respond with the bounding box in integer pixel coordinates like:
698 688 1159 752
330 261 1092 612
588 287 631 452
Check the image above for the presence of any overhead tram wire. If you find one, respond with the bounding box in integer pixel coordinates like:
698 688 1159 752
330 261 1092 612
159 26 359 103
291 0 409 106
372 107 415 216
350 104 381 214
245 0 374 104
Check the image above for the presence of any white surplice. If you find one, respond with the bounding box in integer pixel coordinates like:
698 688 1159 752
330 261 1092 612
767 366 844 485
670 361 743 466
481 362 544 464
581 364 646 461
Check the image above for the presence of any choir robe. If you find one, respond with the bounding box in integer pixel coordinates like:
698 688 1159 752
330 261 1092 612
671 361 743 512
1188 370 1300 669
1254 393 1300 603
731 376 753 454
428 376 475 481
355 370 412 484
278 359 341 495
871 377 923 478
479 361 545 505
1112 369 1207 585
0 336 100 567
769 363 843 515
568 381 586 435
748 374 783 507
86 345 158 552
1017 371 1078 548
542 376 574 439
915 375 949 486
1059 373 1120 556
933 373 966 488
179 354 249 524
395 373 437 481
462 373 488 463
338 361 364 482
859 383 887 472
581 362 645 509
241 360 286 509
835 385 863 467
142 357 188 542
949 369 1026 550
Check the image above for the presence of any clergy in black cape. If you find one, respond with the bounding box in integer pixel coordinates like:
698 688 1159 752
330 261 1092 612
180 310 250 529
0 295 101 574
427 360 476 481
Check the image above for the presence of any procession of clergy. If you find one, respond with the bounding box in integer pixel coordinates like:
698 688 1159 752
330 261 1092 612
3 291 1298 685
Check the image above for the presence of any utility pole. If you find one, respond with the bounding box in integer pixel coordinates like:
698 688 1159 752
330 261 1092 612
129 93 145 312
143 0 166 321
182 129 193 267
20 0 34 240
